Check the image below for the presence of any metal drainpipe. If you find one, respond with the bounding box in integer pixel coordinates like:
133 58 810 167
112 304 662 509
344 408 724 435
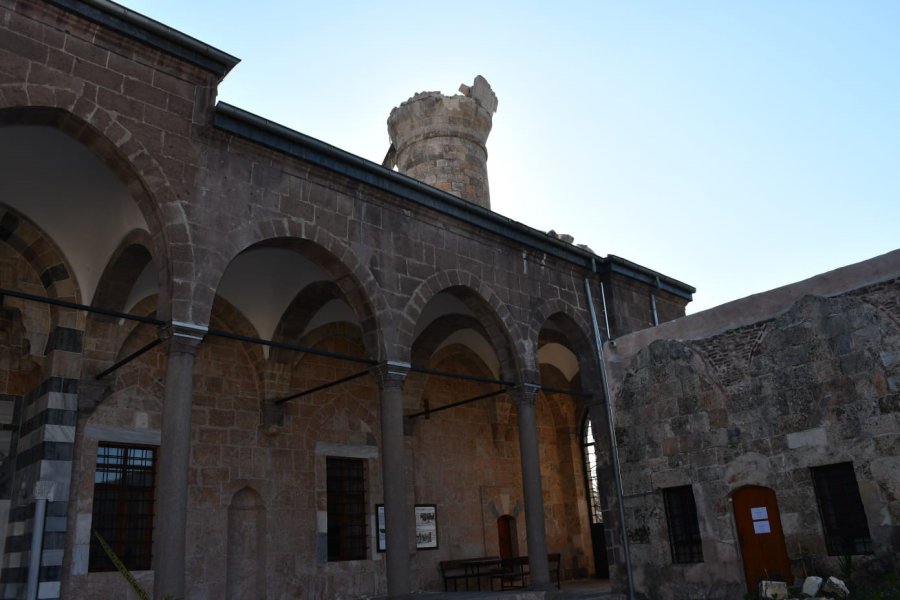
584 262 635 600
650 276 661 327
26 481 54 600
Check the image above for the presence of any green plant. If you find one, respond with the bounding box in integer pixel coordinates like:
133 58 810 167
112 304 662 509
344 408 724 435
849 571 900 600
93 531 180 600
840 553 855 583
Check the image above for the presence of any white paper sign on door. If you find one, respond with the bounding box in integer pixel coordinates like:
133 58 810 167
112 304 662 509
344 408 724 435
750 506 768 520
753 520 771 534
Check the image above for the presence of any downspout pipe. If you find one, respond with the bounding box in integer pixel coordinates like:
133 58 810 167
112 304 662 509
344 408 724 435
584 261 635 600
26 481 55 600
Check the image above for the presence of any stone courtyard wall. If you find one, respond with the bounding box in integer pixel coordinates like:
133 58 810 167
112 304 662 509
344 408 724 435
605 261 900 599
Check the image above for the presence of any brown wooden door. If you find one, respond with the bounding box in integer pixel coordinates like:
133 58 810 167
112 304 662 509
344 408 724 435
497 515 516 558
732 486 792 591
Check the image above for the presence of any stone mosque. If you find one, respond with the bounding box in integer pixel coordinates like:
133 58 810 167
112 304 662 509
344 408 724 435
0 1 896 599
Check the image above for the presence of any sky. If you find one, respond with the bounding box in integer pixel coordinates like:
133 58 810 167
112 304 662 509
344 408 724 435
118 0 899 314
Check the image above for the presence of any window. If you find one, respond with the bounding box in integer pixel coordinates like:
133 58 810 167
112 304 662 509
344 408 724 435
811 462 873 555
89 444 157 571
662 485 703 563
326 457 367 561
582 417 603 525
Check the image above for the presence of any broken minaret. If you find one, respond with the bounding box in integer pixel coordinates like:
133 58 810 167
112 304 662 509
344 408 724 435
386 76 498 209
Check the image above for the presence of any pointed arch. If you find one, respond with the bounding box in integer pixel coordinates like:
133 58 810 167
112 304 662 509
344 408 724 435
400 270 525 382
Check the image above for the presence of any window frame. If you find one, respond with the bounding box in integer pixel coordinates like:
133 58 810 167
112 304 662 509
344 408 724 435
662 484 704 564
326 456 368 561
810 462 873 556
89 442 157 572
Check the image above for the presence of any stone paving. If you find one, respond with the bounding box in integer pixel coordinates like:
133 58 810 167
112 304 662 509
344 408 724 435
382 579 617 600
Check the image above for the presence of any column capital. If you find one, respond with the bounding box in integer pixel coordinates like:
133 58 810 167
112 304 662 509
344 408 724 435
371 360 410 389
163 321 207 355
511 383 541 407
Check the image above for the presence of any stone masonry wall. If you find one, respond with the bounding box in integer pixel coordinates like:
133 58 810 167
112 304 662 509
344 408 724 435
608 279 900 599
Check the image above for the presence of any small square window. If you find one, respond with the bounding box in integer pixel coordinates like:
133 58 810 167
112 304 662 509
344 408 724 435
811 462 873 555
662 485 704 563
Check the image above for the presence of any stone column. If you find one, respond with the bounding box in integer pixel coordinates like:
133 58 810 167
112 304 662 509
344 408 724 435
373 361 411 596
513 383 550 587
154 322 205 600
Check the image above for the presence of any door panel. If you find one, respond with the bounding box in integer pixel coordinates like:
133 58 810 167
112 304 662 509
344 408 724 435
732 486 792 591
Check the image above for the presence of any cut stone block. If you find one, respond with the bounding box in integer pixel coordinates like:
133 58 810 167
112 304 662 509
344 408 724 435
760 580 789 599
821 576 849 598
802 575 823 597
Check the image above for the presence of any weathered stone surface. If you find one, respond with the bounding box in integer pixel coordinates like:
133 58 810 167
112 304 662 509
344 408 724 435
760 580 789 599
801 575 823 597
821 576 850 599
606 273 900 599
387 76 497 209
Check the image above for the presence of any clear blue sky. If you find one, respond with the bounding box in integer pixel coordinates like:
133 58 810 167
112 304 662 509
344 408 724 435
119 0 899 313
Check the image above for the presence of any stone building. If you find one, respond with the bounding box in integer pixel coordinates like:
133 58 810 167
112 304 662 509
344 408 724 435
604 251 900 599
0 1 694 599
1 2 896 600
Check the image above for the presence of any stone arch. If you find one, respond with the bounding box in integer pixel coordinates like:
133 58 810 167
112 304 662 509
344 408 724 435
531 299 601 394
205 222 388 362
270 280 352 363
0 108 176 317
410 314 490 367
400 270 525 383
91 229 157 311
749 293 900 444
210 295 267 370
0 205 80 305
226 486 267 600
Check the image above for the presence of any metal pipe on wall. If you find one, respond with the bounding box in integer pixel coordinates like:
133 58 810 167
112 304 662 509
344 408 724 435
26 482 54 600
584 265 635 600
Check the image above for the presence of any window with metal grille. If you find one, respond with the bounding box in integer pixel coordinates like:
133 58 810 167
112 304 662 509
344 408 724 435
327 457 367 561
89 443 156 572
582 417 603 525
811 462 873 555
662 485 703 564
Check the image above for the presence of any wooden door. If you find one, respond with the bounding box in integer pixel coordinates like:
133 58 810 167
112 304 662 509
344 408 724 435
731 486 792 591
497 515 517 558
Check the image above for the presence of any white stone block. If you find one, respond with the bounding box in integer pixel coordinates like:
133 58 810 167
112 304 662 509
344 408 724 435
759 580 789 599
786 427 826 448
802 575 823 597
822 576 850 598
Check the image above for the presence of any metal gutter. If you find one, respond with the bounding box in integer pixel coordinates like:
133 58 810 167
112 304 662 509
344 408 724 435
46 0 240 78
601 255 695 301
584 267 635 600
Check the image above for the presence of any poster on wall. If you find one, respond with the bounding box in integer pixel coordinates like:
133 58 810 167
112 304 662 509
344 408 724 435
375 504 386 552
415 504 438 550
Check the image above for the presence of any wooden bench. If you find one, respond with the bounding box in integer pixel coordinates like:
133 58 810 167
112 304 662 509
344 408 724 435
490 553 562 590
439 556 500 591
439 560 468 591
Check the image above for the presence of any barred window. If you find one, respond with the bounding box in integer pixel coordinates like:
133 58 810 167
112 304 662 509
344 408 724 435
582 417 603 525
811 462 873 555
327 457 367 561
662 485 704 564
89 444 157 571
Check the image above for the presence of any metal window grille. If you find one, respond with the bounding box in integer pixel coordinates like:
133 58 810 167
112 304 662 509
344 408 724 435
811 462 873 555
89 444 157 571
662 485 704 564
326 457 367 561
581 417 603 524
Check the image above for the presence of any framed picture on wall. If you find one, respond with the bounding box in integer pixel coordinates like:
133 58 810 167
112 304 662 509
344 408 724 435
414 504 438 550
375 504 386 552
